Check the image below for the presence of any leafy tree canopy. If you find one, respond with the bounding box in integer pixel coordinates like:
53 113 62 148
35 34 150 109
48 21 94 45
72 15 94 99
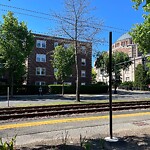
132 0 150 11
91 68 97 83
0 11 34 88
134 64 149 89
52 45 75 82
129 14 150 54
95 51 131 74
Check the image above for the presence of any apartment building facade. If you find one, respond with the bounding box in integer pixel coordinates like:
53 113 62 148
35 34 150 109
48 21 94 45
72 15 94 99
27 33 92 86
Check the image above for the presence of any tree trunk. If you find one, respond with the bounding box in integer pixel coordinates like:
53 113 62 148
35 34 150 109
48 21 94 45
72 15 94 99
10 73 14 98
114 84 117 94
62 81 64 95
75 19 80 102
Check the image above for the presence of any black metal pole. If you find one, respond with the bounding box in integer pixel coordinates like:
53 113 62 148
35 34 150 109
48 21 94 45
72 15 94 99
109 32 113 139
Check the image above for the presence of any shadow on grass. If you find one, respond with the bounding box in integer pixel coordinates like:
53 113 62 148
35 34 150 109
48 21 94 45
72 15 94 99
19 134 150 150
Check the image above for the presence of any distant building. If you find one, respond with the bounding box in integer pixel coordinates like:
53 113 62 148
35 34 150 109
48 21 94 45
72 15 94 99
95 33 145 83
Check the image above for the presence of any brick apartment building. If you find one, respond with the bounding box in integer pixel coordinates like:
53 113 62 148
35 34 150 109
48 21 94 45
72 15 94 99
26 33 92 86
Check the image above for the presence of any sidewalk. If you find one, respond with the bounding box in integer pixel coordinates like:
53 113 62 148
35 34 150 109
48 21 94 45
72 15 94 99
5 115 150 149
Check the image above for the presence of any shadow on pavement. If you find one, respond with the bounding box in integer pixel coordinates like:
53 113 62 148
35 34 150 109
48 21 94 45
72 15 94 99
18 134 150 150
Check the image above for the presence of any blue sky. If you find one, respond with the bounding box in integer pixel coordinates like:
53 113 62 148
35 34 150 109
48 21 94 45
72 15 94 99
0 0 146 65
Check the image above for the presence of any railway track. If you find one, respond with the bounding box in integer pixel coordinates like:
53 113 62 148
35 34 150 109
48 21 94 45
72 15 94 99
0 101 150 120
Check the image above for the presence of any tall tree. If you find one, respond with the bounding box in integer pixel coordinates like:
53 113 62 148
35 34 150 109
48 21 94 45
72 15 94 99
52 45 75 95
129 14 150 54
134 64 149 90
95 51 132 93
53 0 103 101
0 11 34 96
130 0 150 75
91 68 97 84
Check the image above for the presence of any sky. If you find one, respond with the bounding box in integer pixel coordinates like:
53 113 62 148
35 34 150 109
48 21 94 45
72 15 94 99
0 0 146 65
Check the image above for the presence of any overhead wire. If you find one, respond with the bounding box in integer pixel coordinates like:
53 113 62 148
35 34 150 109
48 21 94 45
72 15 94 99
0 4 129 33
0 5 130 47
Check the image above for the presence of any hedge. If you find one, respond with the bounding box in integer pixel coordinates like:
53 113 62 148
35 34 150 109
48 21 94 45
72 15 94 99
0 85 49 95
0 84 108 95
49 84 108 94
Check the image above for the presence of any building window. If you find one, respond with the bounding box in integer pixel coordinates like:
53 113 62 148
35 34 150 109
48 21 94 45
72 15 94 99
125 68 129 72
36 67 46 76
36 54 46 62
81 58 86 66
81 70 86 77
126 77 130 81
64 43 70 49
35 81 46 86
64 82 72 85
81 46 86 54
54 68 57 73
36 40 46 48
81 82 86 85
54 42 58 48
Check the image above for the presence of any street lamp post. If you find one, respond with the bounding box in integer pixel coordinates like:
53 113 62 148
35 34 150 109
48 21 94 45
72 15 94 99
105 32 118 142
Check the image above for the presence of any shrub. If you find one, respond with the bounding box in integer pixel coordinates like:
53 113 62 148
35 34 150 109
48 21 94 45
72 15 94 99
0 85 49 95
49 84 108 94
119 81 133 90
0 135 16 150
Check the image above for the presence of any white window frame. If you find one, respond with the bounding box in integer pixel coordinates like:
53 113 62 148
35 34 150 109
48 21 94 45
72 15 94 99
81 58 86 66
54 42 58 48
81 70 86 77
54 68 58 73
36 67 46 76
81 46 86 54
81 82 86 85
36 54 46 62
36 40 46 48
64 43 70 49
126 77 130 81
35 81 46 86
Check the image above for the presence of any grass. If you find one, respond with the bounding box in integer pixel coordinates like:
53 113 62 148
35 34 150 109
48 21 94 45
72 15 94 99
8 98 150 108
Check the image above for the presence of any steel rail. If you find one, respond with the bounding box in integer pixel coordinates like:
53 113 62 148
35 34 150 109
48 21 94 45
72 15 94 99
0 101 150 120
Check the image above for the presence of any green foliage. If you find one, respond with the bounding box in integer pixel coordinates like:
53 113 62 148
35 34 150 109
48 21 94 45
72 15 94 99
0 135 16 150
91 68 97 83
0 11 34 94
134 64 149 90
119 81 134 90
52 45 75 82
129 14 150 54
49 84 108 94
132 0 150 11
0 85 49 95
95 51 131 73
80 134 91 150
